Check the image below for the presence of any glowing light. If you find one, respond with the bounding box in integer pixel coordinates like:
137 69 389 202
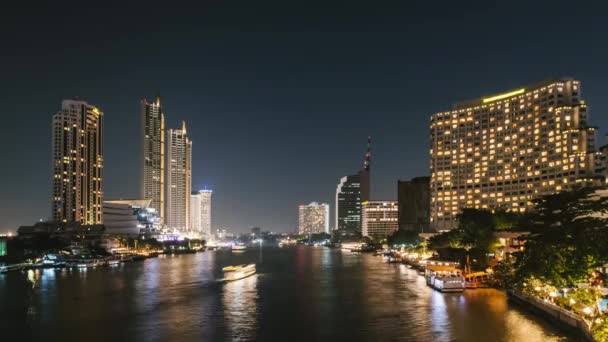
482 88 525 103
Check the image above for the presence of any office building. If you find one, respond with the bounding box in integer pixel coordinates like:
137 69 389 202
362 201 398 239
191 189 212 238
430 79 604 230
141 96 165 223
299 202 330 235
599 135 608 183
102 199 160 236
335 137 371 233
397 177 430 232
52 100 103 224
166 121 192 232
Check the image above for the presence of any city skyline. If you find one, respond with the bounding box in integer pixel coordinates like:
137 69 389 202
3 2 608 233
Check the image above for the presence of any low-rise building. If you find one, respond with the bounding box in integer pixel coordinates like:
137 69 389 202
362 201 398 240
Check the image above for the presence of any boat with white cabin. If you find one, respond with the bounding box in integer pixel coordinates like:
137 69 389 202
222 264 256 282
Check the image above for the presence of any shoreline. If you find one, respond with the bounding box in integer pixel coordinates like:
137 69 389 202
507 290 595 341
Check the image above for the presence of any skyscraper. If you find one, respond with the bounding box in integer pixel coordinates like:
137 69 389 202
362 201 398 239
299 202 330 235
141 96 165 223
52 99 103 224
430 79 604 230
166 121 192 232
397 177 430 232
335 137 371 234
190 189 212 238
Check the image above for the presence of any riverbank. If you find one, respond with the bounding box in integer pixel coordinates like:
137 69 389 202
508 290 596 341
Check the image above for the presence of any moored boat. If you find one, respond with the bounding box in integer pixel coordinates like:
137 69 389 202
425 265 465 292
222 264 256 282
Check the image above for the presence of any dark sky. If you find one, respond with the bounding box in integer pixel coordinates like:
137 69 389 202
1 1 608 233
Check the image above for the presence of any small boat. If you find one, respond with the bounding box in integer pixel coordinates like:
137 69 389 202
107 259 122 266
222 264 256 282
232 245 247 252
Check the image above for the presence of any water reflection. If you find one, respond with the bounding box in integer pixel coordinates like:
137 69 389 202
0 248 573 342
222 274 259 340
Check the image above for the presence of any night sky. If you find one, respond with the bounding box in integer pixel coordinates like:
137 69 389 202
1 1 608 233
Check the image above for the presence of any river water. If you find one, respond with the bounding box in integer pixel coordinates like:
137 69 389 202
0 246 572 341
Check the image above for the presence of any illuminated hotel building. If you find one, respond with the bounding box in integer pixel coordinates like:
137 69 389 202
52 100 103 224
362 201 398 239
299 202 330 235
166 121 192 232
430 79 604 230
190 189 212 238
141 96 165 223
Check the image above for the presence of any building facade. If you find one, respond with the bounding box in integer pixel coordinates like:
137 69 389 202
335 137 371 234
141 96 165 223
599 136 608 183
299 202 330 235
166 122 192 232
430 79 603 230
397 177 430 232
190 189 212 238
335 175 362 232
102 199 159 236
52 100 103 224
362 201 398 239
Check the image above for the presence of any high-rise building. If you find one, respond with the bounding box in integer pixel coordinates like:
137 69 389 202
397 177 430 232
299 202 330 235
166 121 192 232
52 100 103 224
141 96 165 223
430 79 604 230
335 137 371 233
362 201 398 239
190 189 212 238
599 135 608 183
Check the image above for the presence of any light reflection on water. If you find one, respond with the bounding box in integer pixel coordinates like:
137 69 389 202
223 274 258 340
0 247 573 341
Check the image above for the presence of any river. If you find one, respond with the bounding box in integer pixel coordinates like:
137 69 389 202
0 246 573 341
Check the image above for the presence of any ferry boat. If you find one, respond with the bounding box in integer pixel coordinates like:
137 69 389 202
222 264 256 282
425 265 465 292
232 244 247 252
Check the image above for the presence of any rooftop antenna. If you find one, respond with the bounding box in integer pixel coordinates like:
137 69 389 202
364 136 371 171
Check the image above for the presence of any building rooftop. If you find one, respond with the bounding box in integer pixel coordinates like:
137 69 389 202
451 78 575 110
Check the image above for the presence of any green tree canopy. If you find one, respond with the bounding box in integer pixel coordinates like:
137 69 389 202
387 229 422 247
515 187 608 287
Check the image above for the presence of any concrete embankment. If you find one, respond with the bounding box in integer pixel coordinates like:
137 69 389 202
508 290 595 341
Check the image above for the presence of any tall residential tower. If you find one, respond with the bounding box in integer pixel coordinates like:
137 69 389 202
430 79 604 230
191 189 212 239
166 121 192 232
299 202 330 235
141 96 165 223
52 100 104 224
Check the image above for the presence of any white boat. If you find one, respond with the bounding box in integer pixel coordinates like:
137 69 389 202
232 245 247 251
425 265 465 292
222 264 256 282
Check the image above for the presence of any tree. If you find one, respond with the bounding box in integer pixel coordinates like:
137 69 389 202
387 229 422 248
515 187 608 287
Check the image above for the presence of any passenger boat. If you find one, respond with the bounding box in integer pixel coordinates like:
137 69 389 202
425 265 465 292
222 264 256 282
232 244 247 252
